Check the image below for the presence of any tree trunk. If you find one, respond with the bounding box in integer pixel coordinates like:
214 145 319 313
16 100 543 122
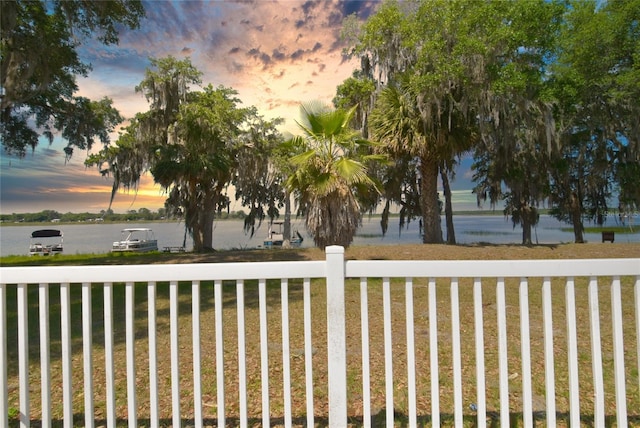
192 196 216 252
201 208 215 250
420 158 443 244
521 203 533 245
283 190 291 241
521 220 533 245
570 193 584 243
192 225 204 252
572 218 585 243
441 167 456 245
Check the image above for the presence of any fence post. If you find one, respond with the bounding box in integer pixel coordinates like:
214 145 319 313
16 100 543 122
325 246 347 426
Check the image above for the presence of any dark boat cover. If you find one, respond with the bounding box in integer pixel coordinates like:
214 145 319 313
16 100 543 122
31 229 63 238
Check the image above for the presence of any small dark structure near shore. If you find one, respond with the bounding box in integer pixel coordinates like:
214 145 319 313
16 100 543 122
602 231 615 243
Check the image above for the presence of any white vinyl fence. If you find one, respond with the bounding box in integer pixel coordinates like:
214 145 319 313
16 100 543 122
1 246 639 427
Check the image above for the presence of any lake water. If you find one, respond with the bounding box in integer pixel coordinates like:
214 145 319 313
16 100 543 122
1 215 638 257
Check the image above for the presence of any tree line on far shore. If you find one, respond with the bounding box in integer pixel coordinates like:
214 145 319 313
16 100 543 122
0 209 246 224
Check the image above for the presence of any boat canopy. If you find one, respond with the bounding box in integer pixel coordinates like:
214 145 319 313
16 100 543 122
31 229 63 238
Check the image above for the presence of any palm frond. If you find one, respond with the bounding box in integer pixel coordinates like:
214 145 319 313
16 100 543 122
334 158 372 185
289 149 317 166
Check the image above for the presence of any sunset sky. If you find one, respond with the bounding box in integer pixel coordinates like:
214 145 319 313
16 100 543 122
0 0 477 214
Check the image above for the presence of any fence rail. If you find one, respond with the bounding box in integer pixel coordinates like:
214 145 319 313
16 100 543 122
1 246 639 427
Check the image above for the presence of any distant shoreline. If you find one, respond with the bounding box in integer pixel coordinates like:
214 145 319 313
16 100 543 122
0 208 539 227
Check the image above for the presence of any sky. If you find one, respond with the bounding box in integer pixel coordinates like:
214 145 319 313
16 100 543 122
0 0 478 215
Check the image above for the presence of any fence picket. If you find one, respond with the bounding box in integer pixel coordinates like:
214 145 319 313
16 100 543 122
170 281 180 427
39 284 51 428
405 278 417 428
542 278 556 426
214 279 225 427
451 278 463 426
611 277 628 427
192 281 203 428
18 283 29 428
473 278 486 428
588 277 604 427
147 282 159 428
258 278 269 427
104 283 115 428
125 282 136 428
281 279 292 428
82 283 94 428
360 277 371 428
303 277 314 428
519 278 533 427
496 278 509 427
237 280 248 428
565 277 580 425
60 282 72 428
382 277 394 427
428 278 440 426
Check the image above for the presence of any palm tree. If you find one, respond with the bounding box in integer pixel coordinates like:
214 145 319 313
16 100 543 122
286 102 383 249
369 84 475 244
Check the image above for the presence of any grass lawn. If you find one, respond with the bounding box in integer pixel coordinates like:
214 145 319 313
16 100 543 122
3 243 640 426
